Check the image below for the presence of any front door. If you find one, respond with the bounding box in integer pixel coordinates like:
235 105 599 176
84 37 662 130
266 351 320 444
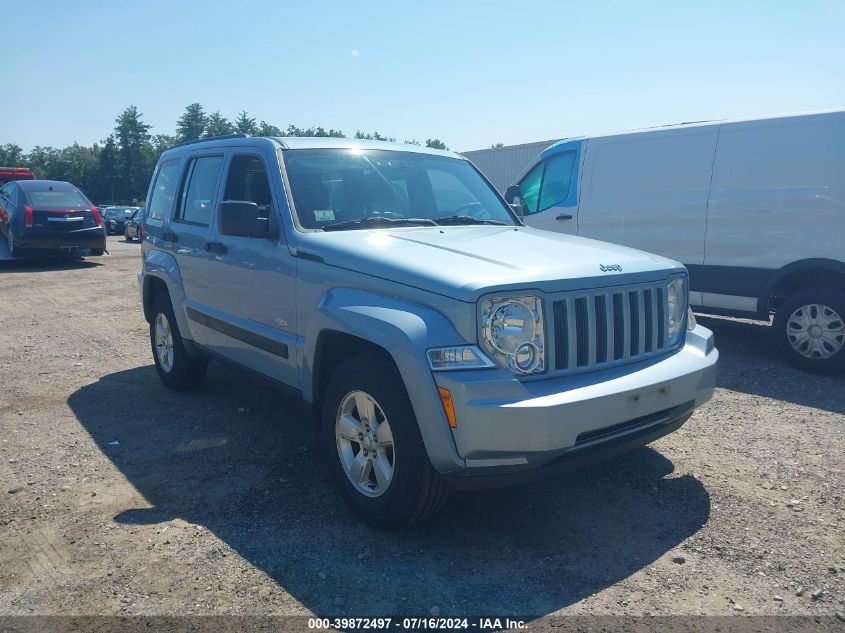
517 144 581 235
201 149 299 388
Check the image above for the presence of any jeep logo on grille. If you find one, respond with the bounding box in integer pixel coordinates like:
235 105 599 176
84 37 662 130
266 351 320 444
600 264 623 272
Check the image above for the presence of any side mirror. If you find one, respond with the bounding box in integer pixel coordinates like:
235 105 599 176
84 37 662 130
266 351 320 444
218 200 277 238
504 184 520 204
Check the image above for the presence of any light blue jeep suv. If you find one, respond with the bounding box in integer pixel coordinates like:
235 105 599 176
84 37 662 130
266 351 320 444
139 135 718 528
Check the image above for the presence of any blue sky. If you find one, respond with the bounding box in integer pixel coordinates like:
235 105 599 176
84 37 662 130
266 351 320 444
3 0 844 152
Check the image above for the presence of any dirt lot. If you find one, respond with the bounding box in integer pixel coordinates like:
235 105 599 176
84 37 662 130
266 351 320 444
1 236 843 623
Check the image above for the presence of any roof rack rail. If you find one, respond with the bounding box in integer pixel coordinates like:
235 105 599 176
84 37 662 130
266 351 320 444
168 133 250 150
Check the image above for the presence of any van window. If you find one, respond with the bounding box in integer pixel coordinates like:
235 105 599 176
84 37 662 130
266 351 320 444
177 156 223 226
538 151 576 210
147 160 180 221
518 162 544 214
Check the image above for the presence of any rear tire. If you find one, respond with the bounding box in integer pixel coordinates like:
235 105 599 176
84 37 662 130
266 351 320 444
150 293 208 390
773 287 845 374
321 352 448 529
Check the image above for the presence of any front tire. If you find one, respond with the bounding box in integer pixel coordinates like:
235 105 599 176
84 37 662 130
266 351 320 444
321 352 448 529
774 287 845 374
149 294 208 390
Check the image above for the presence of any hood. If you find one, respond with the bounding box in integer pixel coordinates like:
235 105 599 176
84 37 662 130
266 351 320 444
296 226 684 302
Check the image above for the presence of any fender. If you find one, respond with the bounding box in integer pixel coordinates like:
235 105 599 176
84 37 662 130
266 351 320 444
758 258 845 315
302 287 470 473
142 249 193 340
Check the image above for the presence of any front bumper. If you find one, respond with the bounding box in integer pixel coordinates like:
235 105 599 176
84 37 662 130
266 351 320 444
433 325 718 488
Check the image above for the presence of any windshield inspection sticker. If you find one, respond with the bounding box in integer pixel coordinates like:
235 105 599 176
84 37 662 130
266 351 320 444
314 209 335 222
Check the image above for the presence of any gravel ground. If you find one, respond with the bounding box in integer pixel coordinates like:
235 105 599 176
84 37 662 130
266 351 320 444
0 236 843 622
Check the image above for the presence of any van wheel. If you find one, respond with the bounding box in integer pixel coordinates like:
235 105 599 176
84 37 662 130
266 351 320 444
321 352 448 529
150 294 208 390
774 287 845 374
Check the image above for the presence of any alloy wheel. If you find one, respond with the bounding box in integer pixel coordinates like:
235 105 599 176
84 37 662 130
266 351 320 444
335 390 395 497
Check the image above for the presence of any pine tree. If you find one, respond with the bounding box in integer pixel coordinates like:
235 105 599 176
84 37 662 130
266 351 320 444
205 111 234 137
176 103 208 141
114 106 152 202
234 110 258 135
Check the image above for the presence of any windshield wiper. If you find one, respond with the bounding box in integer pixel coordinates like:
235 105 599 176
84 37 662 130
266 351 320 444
434 215 507 226
321 216 437 231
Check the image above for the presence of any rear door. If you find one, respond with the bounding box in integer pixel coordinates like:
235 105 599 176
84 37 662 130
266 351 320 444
517 141 582 235
199 149 299 387
577 127 718 266
162 152 226 345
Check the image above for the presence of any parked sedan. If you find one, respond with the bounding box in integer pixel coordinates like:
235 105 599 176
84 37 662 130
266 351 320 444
0 180 106 258
103 206 139 235
124 208 145 241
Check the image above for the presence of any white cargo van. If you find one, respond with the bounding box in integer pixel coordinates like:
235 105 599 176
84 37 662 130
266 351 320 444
504 110 845 373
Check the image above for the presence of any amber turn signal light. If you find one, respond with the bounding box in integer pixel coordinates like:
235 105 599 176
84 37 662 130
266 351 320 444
437 386 457 428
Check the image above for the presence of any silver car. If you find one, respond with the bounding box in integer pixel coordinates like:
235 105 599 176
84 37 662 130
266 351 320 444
138 135 718 528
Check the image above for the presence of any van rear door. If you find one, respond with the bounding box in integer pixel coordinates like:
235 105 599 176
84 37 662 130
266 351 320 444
577 126 718 267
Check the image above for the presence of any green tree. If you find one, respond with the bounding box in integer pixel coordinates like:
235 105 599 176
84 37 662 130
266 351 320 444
0 143 25 166
176 103 208 142
354 130 395 141
25 146 61 180
404 139 421 146
283 124 344 137
205 111 234 137
425 138 448 150
257 121 283 136
234 110 258 135
114 106 152 202
490 142 505 148
151 134 177 155
95 137 120 204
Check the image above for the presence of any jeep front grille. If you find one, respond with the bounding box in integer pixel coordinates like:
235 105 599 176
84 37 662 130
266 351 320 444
551 281 673 373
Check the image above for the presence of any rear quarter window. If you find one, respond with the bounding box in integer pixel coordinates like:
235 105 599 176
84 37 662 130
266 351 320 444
147 160 181 221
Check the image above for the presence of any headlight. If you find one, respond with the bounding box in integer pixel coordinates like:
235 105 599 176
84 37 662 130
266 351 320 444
687 307 697 331
666 274 687 346
480 295 545 374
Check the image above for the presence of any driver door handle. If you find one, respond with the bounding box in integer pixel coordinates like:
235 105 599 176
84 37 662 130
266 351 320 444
556 214 573 221
205 241 227 255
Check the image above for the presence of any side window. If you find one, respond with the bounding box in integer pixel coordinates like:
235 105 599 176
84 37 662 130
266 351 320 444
518 162 544 215
223 155 273 211
538 151 576 211
0 184 11 200
177 156 223 226
147 160 180 221
429 169 476 213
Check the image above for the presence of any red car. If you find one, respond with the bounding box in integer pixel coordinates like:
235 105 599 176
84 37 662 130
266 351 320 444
0 166 35 185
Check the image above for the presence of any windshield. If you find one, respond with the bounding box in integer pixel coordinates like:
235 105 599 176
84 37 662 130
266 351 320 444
105 207 134 217
283 149 516 230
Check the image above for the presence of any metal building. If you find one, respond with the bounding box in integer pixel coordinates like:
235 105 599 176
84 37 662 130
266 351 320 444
461 139 559 193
